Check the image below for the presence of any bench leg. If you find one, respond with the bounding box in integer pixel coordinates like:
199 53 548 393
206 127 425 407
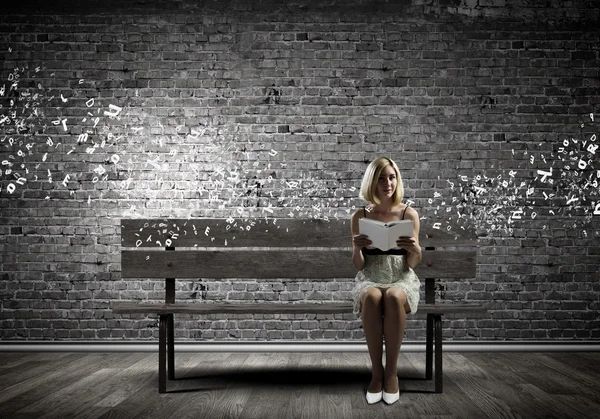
426 314 433 380
168 314 175 380
434 314 443 393
159 314 168 393
165 276 175 381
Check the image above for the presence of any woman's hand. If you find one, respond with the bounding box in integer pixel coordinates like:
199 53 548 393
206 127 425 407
396 236 421 255
352 234 372 249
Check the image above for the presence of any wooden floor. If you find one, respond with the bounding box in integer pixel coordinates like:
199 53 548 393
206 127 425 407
1 351 599 419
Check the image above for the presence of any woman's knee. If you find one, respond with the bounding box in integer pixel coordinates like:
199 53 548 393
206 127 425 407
360 287 384 312
384 287 407 310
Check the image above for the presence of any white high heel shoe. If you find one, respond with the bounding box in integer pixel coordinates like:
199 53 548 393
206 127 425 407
366 390 383 404
382 390 400 404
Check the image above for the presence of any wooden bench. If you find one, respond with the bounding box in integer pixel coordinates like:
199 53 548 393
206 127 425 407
114 218 486 393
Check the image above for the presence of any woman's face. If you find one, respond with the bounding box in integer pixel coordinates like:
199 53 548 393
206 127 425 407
376 165 397 200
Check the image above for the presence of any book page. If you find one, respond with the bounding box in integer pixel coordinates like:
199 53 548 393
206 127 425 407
358 218 389 250
387 220 414 249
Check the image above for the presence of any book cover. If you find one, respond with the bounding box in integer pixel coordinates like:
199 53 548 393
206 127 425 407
359 218 414 251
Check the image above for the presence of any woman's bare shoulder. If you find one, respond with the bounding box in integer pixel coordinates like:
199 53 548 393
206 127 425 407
351 207 365 220
404 205 419 219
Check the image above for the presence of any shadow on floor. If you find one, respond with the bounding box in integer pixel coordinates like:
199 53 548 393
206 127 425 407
166 365 436 394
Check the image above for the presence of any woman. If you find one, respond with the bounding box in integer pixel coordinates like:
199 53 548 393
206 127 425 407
351 157 422 405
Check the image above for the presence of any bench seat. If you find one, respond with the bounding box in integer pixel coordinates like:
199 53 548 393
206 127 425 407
113 301 487 315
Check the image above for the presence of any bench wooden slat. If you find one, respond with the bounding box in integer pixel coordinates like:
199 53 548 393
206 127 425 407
121 218 349 248
113 302 487 315
121 250 476 279
121 219 479 248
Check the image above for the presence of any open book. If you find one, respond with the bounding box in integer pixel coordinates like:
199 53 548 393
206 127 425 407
359 218 414 251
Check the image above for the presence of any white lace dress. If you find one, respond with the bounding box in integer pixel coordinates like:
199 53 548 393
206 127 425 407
351 249 421 317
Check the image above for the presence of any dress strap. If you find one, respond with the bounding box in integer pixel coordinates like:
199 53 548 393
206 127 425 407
363 206 367 218
402 205 408 220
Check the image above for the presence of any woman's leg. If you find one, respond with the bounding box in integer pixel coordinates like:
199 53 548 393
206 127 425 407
382 287 410 393
360 287 385 393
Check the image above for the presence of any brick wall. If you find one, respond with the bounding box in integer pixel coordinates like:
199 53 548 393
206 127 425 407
1 0 599 341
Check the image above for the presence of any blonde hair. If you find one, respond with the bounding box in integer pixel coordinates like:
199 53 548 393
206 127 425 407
359 157 404 206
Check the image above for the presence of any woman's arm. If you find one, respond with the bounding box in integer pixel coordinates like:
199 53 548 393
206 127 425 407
351 210 370 271
396 207 422 269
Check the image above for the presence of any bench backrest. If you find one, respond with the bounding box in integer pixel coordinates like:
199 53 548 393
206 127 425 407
120 219 477 283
